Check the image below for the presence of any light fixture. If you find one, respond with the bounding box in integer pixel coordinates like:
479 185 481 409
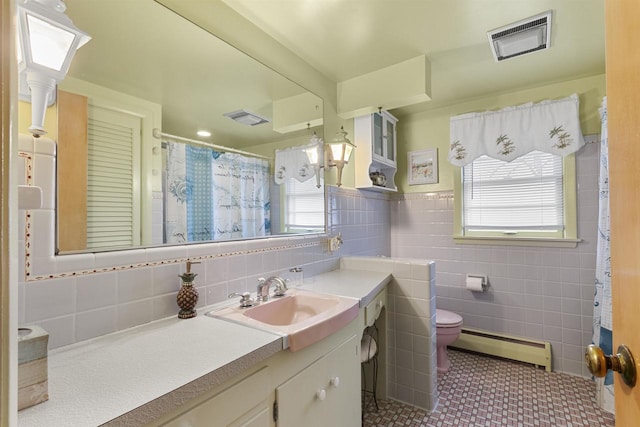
326 126 355 187
304 132 324 188
304 126 356 188
17 0 91 136
197 130 212 138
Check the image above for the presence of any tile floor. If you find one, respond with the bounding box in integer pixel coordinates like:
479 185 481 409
363 350 616 426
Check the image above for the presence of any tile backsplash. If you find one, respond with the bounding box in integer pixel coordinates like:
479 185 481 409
18 134 391 348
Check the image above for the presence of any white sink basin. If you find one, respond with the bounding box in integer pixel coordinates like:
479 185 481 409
207 289 359 352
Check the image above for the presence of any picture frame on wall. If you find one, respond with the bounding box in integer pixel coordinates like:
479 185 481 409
408 148 438 185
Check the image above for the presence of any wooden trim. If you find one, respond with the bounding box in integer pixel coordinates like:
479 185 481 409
57 90 88 252
606 0 640 422
1 0 17 424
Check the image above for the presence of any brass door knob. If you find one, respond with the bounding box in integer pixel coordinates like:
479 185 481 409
585 344 637 387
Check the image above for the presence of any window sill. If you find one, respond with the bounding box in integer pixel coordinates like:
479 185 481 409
453 235 581 248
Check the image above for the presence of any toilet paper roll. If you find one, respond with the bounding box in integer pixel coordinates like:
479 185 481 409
466 276 485 292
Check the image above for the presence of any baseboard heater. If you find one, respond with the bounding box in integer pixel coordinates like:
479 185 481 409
450 327 552 372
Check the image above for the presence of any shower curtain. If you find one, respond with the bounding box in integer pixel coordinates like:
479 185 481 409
592 97 614 413
164 141 270 243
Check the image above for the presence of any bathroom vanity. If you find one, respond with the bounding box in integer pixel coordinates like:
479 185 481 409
17 269 391 427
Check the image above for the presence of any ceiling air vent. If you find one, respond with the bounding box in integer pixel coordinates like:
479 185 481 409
487 11 552 62
223 109 270 126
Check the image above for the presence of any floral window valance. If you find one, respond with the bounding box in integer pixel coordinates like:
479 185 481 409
448 94 585 166
274 142 318 185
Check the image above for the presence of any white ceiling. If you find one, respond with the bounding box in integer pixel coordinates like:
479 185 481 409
223 0 606 112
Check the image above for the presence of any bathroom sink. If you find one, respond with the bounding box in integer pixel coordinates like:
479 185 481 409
243 293 341 326
206 289 359 352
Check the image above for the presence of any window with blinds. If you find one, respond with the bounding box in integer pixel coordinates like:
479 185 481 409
461 150 564 237
86 106 141 249
284 177 325 233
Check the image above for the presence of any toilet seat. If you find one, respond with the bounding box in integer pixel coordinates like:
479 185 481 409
436 309 463 328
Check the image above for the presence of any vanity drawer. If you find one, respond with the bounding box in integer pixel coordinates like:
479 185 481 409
364 288 387 327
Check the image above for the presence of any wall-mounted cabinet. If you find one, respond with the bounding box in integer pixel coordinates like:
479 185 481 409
354 111 398 192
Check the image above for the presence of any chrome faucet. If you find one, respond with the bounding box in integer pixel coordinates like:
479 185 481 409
256 276 288 302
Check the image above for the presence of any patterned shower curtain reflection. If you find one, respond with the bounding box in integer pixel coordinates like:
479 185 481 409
211 153 271 240
164 141 270 243
592 97 614 413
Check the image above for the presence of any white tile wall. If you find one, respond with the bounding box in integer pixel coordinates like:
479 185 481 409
341 256 438 411
390 142 601 377
17 144 391 350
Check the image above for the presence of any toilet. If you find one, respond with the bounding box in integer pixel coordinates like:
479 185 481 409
436 309 463 373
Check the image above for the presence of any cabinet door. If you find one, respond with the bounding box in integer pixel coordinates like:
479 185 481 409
161 368 271 427
373 112 384 158
323 335 360 426
276 335 359 427
385 118 395 163
275 353 326 427
230 406 271 427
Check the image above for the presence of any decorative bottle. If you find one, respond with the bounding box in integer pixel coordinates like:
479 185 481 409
177 261 200 319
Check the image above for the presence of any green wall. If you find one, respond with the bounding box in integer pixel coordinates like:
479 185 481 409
394 74 606 193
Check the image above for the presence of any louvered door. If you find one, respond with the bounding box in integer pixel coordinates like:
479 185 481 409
86 105 141 249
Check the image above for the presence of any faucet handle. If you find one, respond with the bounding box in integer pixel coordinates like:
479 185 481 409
228 292 255 308
272 277 288 297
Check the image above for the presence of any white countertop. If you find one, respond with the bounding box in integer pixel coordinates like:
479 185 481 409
17 268 391 427
18 316 283 427
299 269 391 307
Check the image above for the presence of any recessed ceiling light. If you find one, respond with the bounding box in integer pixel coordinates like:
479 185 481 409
197 130 211 137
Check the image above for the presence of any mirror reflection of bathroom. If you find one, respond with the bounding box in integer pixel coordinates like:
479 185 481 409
55 0 325 253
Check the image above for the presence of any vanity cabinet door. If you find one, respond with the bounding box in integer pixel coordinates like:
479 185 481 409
229 406 270 427
276 334 359 427
160 367 271 427
323 334 360 425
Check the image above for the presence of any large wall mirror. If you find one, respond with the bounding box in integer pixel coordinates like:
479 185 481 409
56 0 325 254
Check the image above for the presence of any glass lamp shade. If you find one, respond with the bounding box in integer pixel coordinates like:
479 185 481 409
17 0 91 136
305 133 324 188
326 126 355 166
17 0 91 78
326 127 355 187
305 133 324 166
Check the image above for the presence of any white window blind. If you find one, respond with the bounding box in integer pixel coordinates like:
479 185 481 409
86 106 141 249
462 150 564 234
284 177 324 232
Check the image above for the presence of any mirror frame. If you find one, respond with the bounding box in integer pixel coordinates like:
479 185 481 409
18 0 336 282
